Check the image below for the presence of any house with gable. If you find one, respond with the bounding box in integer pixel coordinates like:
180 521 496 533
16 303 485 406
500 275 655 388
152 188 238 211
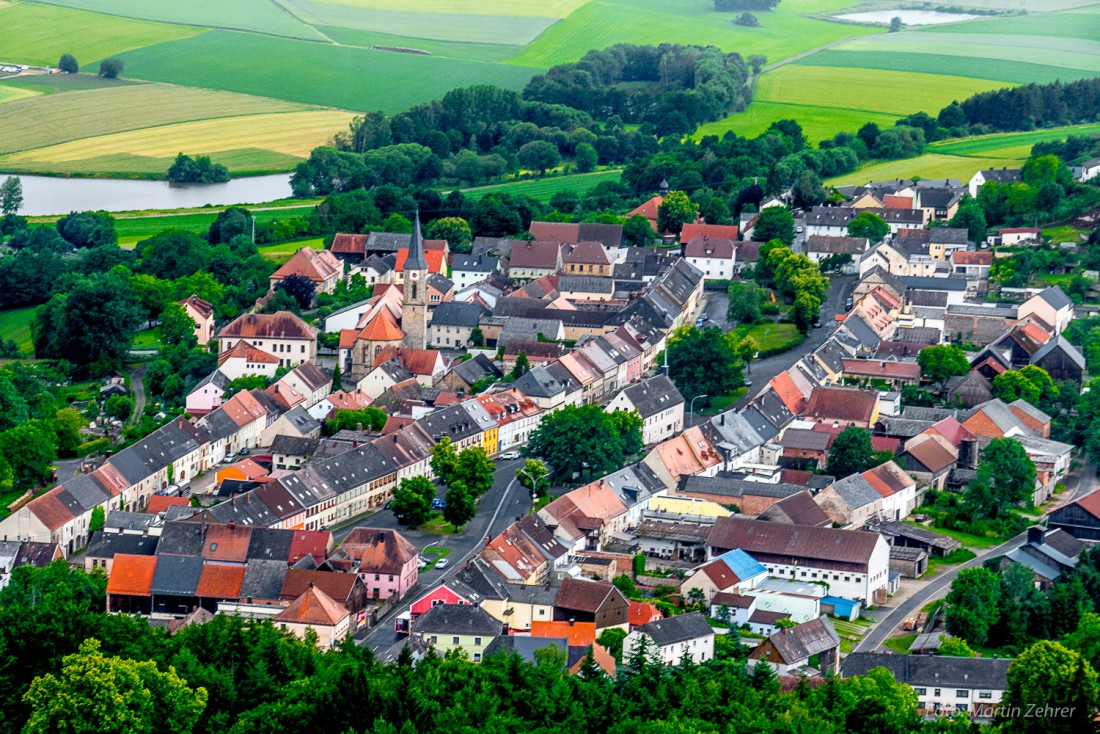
270 247 343 296
538 481 629 552
604 374 685 445
679 548 767 604
341 527 419 600
624 612 715 666
180 295 216 345
553 577 630 632
750 615 841 675
218 311 317 369
412 604 503 662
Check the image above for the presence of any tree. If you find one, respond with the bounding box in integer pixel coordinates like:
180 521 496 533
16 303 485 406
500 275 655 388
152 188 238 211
0 421 57 490
56 211 116 249
430 436 459 485
734 12 759 25
597 628 628 660
57 54 78 73
156 303 198 349
889 16 903 32
105 395 134 422
275 274 316 310
622 214 657 247
657 190 698 236
993 370 1041 404
443 481 476 528
326 407 386 433
390 476 434 526
791 291 821 333
826 426 874 477
0 176 22 217
977 437 1036 509
526 404 635 479
426 217 472 252
574 143 598 173
607 409 644 456
517 141 561 174
945 567 1001 646
165 154 229 184
950 198 988 243
32 272 143 370
726 280 763 324
751 207 794 246
666 326 744 407
1002 641 1098 734
470 327 484 348
454 446 495 497
510 351 529 380
207 206 252 244
937 635 977 658
848 211 890 243
917 344 969 387
517 458 549 498
747 54 767 74
331 364 343 392
23 638 207 734
88 506 105 534
97 58 124 79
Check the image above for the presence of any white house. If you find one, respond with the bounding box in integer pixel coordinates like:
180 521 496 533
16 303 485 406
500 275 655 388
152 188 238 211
683 237 736 281
218 311 318 369
217 340 280 381
843 653 1010 719
604 375 685 446
999 228 1041 246
277 362 332 409
623 612 715 666
968 167 1021 197
1074 158 1100 183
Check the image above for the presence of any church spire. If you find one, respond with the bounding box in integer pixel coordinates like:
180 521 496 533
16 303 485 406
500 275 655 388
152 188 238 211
406 209 428 271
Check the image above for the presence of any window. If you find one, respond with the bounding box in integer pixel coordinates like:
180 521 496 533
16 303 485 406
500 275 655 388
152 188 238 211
979 692 992 700
955 704 968 713
914 688 926 696
452 636 460 644
474 637 482 646
430 636 437 643
474 653 481 662
934 689 941 697
956 691 968 699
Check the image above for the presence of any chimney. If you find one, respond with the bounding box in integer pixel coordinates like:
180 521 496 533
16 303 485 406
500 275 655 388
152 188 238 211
228 521 236 531
1027 526 1045 546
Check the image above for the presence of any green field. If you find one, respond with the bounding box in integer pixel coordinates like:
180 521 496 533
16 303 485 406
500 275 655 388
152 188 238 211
259 238 326 260
0 84 38 105
0 307 36 352
24 0 324 39
798 50 1096 85
928 123 1100 158
0 84 306 155
316 0 588 15
461 169 623 201
2 72 141 93
839 32 1100 73
925 10 1100 39
0 2 199 67
112 205 317 247
114 31 539 111
316 26 517 62
827 153 1021 186
510 0 881 68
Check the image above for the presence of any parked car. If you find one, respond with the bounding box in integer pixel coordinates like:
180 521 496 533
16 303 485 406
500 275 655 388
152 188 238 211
499 450 520 460
417 556 428 569
222 454 235 464
435 558 449 570
431 498 447 510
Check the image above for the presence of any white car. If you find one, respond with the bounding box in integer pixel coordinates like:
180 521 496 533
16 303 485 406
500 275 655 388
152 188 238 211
435 558 449 570
499 450 520 460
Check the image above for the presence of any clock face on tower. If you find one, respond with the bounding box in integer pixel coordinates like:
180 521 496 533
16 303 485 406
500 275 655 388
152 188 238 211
410 271 420 280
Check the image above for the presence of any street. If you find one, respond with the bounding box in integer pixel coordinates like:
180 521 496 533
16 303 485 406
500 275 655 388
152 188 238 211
348 456 530 653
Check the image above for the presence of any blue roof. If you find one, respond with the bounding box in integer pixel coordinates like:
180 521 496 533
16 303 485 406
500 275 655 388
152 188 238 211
822 595 859 612
715 549 766 582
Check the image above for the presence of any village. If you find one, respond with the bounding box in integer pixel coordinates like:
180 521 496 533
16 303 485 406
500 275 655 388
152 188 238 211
1 163 1097 723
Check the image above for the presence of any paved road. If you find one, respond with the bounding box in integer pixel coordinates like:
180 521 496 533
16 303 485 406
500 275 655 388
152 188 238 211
857 461 1096 653
350 456 530 654
128 365 147 426
735 275 856 410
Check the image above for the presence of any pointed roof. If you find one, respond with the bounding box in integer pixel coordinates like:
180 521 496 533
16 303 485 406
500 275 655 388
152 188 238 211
357 308 404 342
405 211 428 271
274 584 349 626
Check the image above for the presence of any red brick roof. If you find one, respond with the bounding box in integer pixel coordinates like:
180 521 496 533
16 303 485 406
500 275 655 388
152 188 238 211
883 195 914 209
681 223 739 241
1072 490 1100 521
196 563 246 599
372 346 441 377
289 530 332 565
508 241 562 269
26 489 75 531
180 294 214 320
106 554 157 596
840 359 920 380
274 585 349 626
146 495 190 514
395 248 446 274
952 251 992 266
769 372 807 414
219 340 279 366
804 387 877 424
530 620 597 647
280 569 359 605
555 578 620 613
628 601 662 627
202 523 253 563
563 241 611 266
357 309 403 342
331 233 368 255
272 247 342 283
353 528 418 575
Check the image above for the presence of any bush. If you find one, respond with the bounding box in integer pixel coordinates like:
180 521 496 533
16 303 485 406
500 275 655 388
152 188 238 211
735 12 759 26
77 437 110 457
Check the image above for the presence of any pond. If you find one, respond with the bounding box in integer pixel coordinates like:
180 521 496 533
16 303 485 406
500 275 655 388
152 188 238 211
835 9 981 24
11 173 293 216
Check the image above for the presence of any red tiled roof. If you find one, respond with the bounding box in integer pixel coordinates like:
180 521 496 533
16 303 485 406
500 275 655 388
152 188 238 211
904 433 957 473
394 248 446 274
530 620 597 647
883 195 913 209
106 554 157 596
202 523 253 563
280 569 359 604
769 372 807 414
289 530 332 565
196 563 246 599
357 309 403 342
372 346 441 377
353 528 418 575
680 223 739 242
928 417 974 448
1072 490 1100 522
683 237 735 259
146 495 190 514
26 489 75 531
508 240 562 269
555 578 620 613
219 311 317 341
563 241 611 266
804 387 877 424
840 359 920 380
272 247 342 283
568 642 617 677
628 601 662 627
180 294 214 320
274 585 349 626
338 328 359 350
331 233 368 255
952 251 992 265
628 197 662 225
219 340 279 366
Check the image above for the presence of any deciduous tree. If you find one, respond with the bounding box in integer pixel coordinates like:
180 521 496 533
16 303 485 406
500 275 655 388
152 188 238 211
0 176 22 217
751 208 794 246
426 217 472 253
945 567 1001 646
826 426 875 477
390 476 434 526
57 54 78 73
443 481 476 528
1002 641 1098 734
918 344 969 387
97 58 124 79
666 326 744 407
727 280 763 324
657 190 698 236
848 211 889 243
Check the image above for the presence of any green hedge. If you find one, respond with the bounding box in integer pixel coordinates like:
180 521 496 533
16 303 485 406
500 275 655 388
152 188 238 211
77 437 111 457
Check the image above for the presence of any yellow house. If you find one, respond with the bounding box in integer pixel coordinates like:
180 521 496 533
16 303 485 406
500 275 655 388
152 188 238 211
479 585 558 632
412 604 503 663
481 425 499 456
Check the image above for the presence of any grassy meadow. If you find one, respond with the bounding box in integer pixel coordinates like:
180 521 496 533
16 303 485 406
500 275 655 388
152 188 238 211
0 307 36 352
461 169 623 201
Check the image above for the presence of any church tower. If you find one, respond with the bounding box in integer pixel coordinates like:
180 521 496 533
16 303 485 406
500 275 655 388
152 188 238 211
401 211 428 350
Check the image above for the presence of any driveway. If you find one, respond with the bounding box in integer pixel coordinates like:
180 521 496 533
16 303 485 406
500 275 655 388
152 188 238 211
128 365 147 425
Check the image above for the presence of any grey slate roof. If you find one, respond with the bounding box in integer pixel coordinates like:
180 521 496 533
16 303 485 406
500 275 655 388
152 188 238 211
239 558 289 601
678 474 805 500
451 254 499 273
558 275 615 294
618 374 684 419
1032 335 1085 370
430 301 487 328
897 276 968 292
412 603 503 637
156 521 205 556
453 353 503 386
842 652 1011 690
826 474 883 510
708 410 769 455
765 615 840 663
150 553 204 596
86 531 158 559
269 435 321 457
105 511 158 533
513 365 572 398
637 611 713 646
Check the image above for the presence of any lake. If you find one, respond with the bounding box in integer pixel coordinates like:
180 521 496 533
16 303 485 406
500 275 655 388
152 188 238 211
11 174 293 216
835 9 981 24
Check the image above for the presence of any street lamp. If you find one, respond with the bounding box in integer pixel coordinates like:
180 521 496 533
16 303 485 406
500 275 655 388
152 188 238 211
517 467 547 503
688 394 708 428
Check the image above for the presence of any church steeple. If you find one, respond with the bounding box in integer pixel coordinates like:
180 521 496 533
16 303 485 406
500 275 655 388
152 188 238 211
406 209 428 271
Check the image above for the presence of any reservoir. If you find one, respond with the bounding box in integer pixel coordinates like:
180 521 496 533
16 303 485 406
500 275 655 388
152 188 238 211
12 173 293 216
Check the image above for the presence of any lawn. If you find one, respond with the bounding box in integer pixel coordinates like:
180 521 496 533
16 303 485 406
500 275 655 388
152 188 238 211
734 322 803 353
904 521 1003 549
884 633 917 655
827 153 1023 186
694 102 897 147
840 32 1100 74
313 0 589 16
115 30 540 112
0 84 40 105
0 83 306 156
0 306 36 352
0 2 201 67
509 0 882 69
317 26 517 62
260 238 325 260
462 169 623 201
421 514 459 535
925 548 976 577
109 206 317 246
25 0 324 40
132 327 160 349
833 616 873 654
925 10 1100 40
928 123 1100 158
0 110 354 176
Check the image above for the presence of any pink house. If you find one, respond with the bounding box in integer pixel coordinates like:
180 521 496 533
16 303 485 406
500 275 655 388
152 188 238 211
342 527 419 600
185 370 231 418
